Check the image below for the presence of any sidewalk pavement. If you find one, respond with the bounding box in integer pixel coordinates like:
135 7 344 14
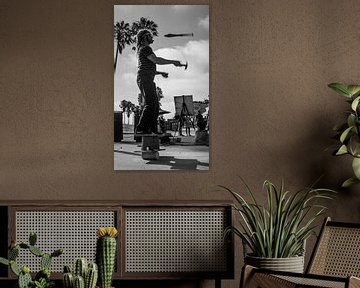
114 133 209 171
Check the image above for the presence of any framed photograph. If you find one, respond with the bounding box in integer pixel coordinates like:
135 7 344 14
114 5 209 171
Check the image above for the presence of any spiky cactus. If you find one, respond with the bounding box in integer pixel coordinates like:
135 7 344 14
73 275 85 288
74 258 88 280
62 266 74 288
96 227 118 288
40 253 52 270
85 262 98 288
0 232 64 288
62 260 98 288
29 232 37 246
18 266 32 288
63 272 74 288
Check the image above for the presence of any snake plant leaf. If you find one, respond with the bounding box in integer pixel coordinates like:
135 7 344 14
342 177 360 188
347 85 360 97
340 126 353 143
352 157 360 179
221 179 335 258
328 83 351 97
351 96 360 111
336 145 348 155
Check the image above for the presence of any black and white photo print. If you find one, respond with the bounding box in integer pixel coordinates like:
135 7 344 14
114 5 209 171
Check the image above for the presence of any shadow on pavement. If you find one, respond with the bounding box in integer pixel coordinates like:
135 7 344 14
147 156 209 170
114 150 140 157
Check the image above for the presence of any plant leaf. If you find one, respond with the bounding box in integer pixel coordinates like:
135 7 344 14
342 177 360 188
347 85 360 97
347 114 356 129
336 145 348 155
220 178 335 258
340 126 353 143
10 261 20 276
351 96 360 111
352 157 360 179
350 136 360 156
333 122 348 132
328 83 351 97
0 257 9 266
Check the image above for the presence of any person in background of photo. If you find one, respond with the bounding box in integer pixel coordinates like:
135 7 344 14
196 110 206 131
178 116 185 136
135 29 183 135
185 117 191 136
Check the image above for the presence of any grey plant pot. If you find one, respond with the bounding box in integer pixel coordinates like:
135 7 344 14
245 254 305 273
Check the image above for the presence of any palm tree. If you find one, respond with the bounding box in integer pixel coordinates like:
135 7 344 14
126 102 136 125
132 17 159 38
120 100 128 123
125 102 135 125
114 21 134 71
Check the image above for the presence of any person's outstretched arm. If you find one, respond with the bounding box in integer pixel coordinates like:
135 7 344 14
155 71 169 78
148 53 182 66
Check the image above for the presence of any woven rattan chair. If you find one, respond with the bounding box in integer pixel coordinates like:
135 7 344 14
241 217 360 288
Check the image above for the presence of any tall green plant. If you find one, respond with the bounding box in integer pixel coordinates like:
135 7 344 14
96 227 117 288
219 179 335 258
328 83 360 187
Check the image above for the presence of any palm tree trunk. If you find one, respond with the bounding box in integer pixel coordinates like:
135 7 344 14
114 44 120 72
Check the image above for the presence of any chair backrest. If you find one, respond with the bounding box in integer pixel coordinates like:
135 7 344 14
307 217 360 277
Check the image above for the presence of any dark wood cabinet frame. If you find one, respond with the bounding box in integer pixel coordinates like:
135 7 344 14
0 201 234 288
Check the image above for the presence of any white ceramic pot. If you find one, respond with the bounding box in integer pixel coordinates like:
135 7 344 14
245 254 305 273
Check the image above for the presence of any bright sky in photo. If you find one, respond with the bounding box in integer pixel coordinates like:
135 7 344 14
114 5 209 119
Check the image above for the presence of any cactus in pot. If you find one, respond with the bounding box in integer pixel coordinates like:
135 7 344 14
73 275 85 288
85 262 98 288
0 232 64 288
62 259 98 288
62 266 74 288
96 227 118 288
74 258 88 280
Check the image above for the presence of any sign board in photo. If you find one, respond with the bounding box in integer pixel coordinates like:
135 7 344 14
174 95 194 117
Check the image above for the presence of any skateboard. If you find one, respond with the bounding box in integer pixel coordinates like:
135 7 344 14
135 134 165 160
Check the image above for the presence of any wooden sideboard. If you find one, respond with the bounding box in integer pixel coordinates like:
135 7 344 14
0 201 234 288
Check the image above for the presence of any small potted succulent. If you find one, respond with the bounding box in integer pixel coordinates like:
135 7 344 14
218 178 335 272
0 232 63 288
328 82 360 187
62 257 98 288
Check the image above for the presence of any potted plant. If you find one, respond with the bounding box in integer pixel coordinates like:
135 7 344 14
328 83 360 187
96 227 118 288
62 258 98 288
0 232 63 288
219 178 334 273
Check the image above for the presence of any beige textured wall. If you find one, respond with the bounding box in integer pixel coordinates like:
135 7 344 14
1 0 360 287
